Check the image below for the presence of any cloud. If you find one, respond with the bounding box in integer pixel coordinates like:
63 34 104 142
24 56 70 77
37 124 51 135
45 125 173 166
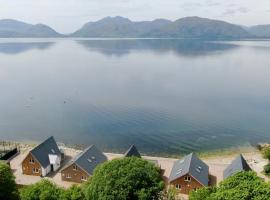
221 6 249 16
182 2 202 11
205 1 221 7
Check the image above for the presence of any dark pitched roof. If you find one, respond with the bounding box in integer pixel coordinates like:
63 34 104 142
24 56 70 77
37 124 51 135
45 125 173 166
63 145 107 175
30 136 61 168
124 145 141 158
169 153 209 186
223 154 252 179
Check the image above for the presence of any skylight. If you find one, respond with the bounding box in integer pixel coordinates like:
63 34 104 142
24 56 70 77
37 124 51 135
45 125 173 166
196 166 202 173
179 159 184 164
176 169 182 175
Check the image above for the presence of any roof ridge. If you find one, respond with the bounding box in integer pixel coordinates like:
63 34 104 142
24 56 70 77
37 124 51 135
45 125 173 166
74 145 94 162
30 136 54 152
187 152 194 172
124 144 141 157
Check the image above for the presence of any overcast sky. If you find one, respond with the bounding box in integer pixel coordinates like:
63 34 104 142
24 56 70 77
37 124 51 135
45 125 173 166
0 0 270 33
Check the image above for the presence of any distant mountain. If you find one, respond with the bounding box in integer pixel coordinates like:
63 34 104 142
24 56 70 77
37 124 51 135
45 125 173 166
153 17 252 39
248 25 270 38
1 17 269 39
0 19 61 38
72 16 252 39
72 16 172 38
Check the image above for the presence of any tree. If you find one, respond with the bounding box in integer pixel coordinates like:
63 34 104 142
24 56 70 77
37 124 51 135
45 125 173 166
0 162 19 200
84 157 164 200
20 179 64 200
189 171 270 200
262 146 270 160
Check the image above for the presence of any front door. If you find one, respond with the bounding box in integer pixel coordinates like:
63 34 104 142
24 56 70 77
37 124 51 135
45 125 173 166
50 164 54 172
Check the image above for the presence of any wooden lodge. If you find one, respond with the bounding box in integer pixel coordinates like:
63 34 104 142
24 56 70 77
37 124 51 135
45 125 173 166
61 145 107 183
21 136 62 176
169 153 209 194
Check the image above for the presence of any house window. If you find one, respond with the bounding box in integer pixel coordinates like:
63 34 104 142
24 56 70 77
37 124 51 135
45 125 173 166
32 168 39 173
73 165 78 171
81 176 87 181
66 173 71 178
175 184 181 190
29 158 35 164
184 176 191 182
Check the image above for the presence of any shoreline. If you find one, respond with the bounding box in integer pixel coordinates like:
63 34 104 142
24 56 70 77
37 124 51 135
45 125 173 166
3 139 269 189
0 138 263 159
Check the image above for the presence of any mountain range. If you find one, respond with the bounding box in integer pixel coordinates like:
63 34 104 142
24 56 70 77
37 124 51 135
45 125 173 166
0 17 270 39
0 19 61 38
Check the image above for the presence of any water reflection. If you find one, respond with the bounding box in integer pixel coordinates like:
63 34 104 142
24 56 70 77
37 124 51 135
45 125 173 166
0 42 54 54
0 39 270 155
77 39 239 57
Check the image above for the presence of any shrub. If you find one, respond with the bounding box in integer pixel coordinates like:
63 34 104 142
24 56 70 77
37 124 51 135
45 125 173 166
262 146 270 160
60 185 86 200
20 179 64 200
264 163 270 175
189 187 216 200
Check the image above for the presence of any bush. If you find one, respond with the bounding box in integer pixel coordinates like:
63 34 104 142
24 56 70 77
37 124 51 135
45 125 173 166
264 163 270 175
0 162 19 200
20 179 64 200
189 171 270 200
60 185 86 200
84 157 164 200
262 146 270 160
189 187 216 200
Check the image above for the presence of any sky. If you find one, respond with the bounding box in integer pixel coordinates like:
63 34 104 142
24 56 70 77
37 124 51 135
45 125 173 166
0 0 270 33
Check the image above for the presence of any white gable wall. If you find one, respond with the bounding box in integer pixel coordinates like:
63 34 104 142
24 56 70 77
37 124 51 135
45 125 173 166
52 155 61 171
40 154 62 176
41 165 51 177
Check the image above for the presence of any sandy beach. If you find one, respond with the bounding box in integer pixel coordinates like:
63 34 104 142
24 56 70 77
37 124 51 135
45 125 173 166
3 140 268 189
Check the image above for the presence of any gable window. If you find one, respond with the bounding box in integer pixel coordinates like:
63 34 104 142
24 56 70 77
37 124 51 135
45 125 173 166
29 158 35 164
73 165 78 171
184 176 191 182
175 184 181 190
81 176 87 181
66 173 71 178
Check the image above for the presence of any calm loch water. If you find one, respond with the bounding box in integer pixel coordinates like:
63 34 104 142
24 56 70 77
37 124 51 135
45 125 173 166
0 38 270 155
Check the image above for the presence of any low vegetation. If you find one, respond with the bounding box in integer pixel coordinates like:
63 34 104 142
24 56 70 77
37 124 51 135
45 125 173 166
262 145 270 176
262 145 270 160
189 171 270 200
20 180 64 200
